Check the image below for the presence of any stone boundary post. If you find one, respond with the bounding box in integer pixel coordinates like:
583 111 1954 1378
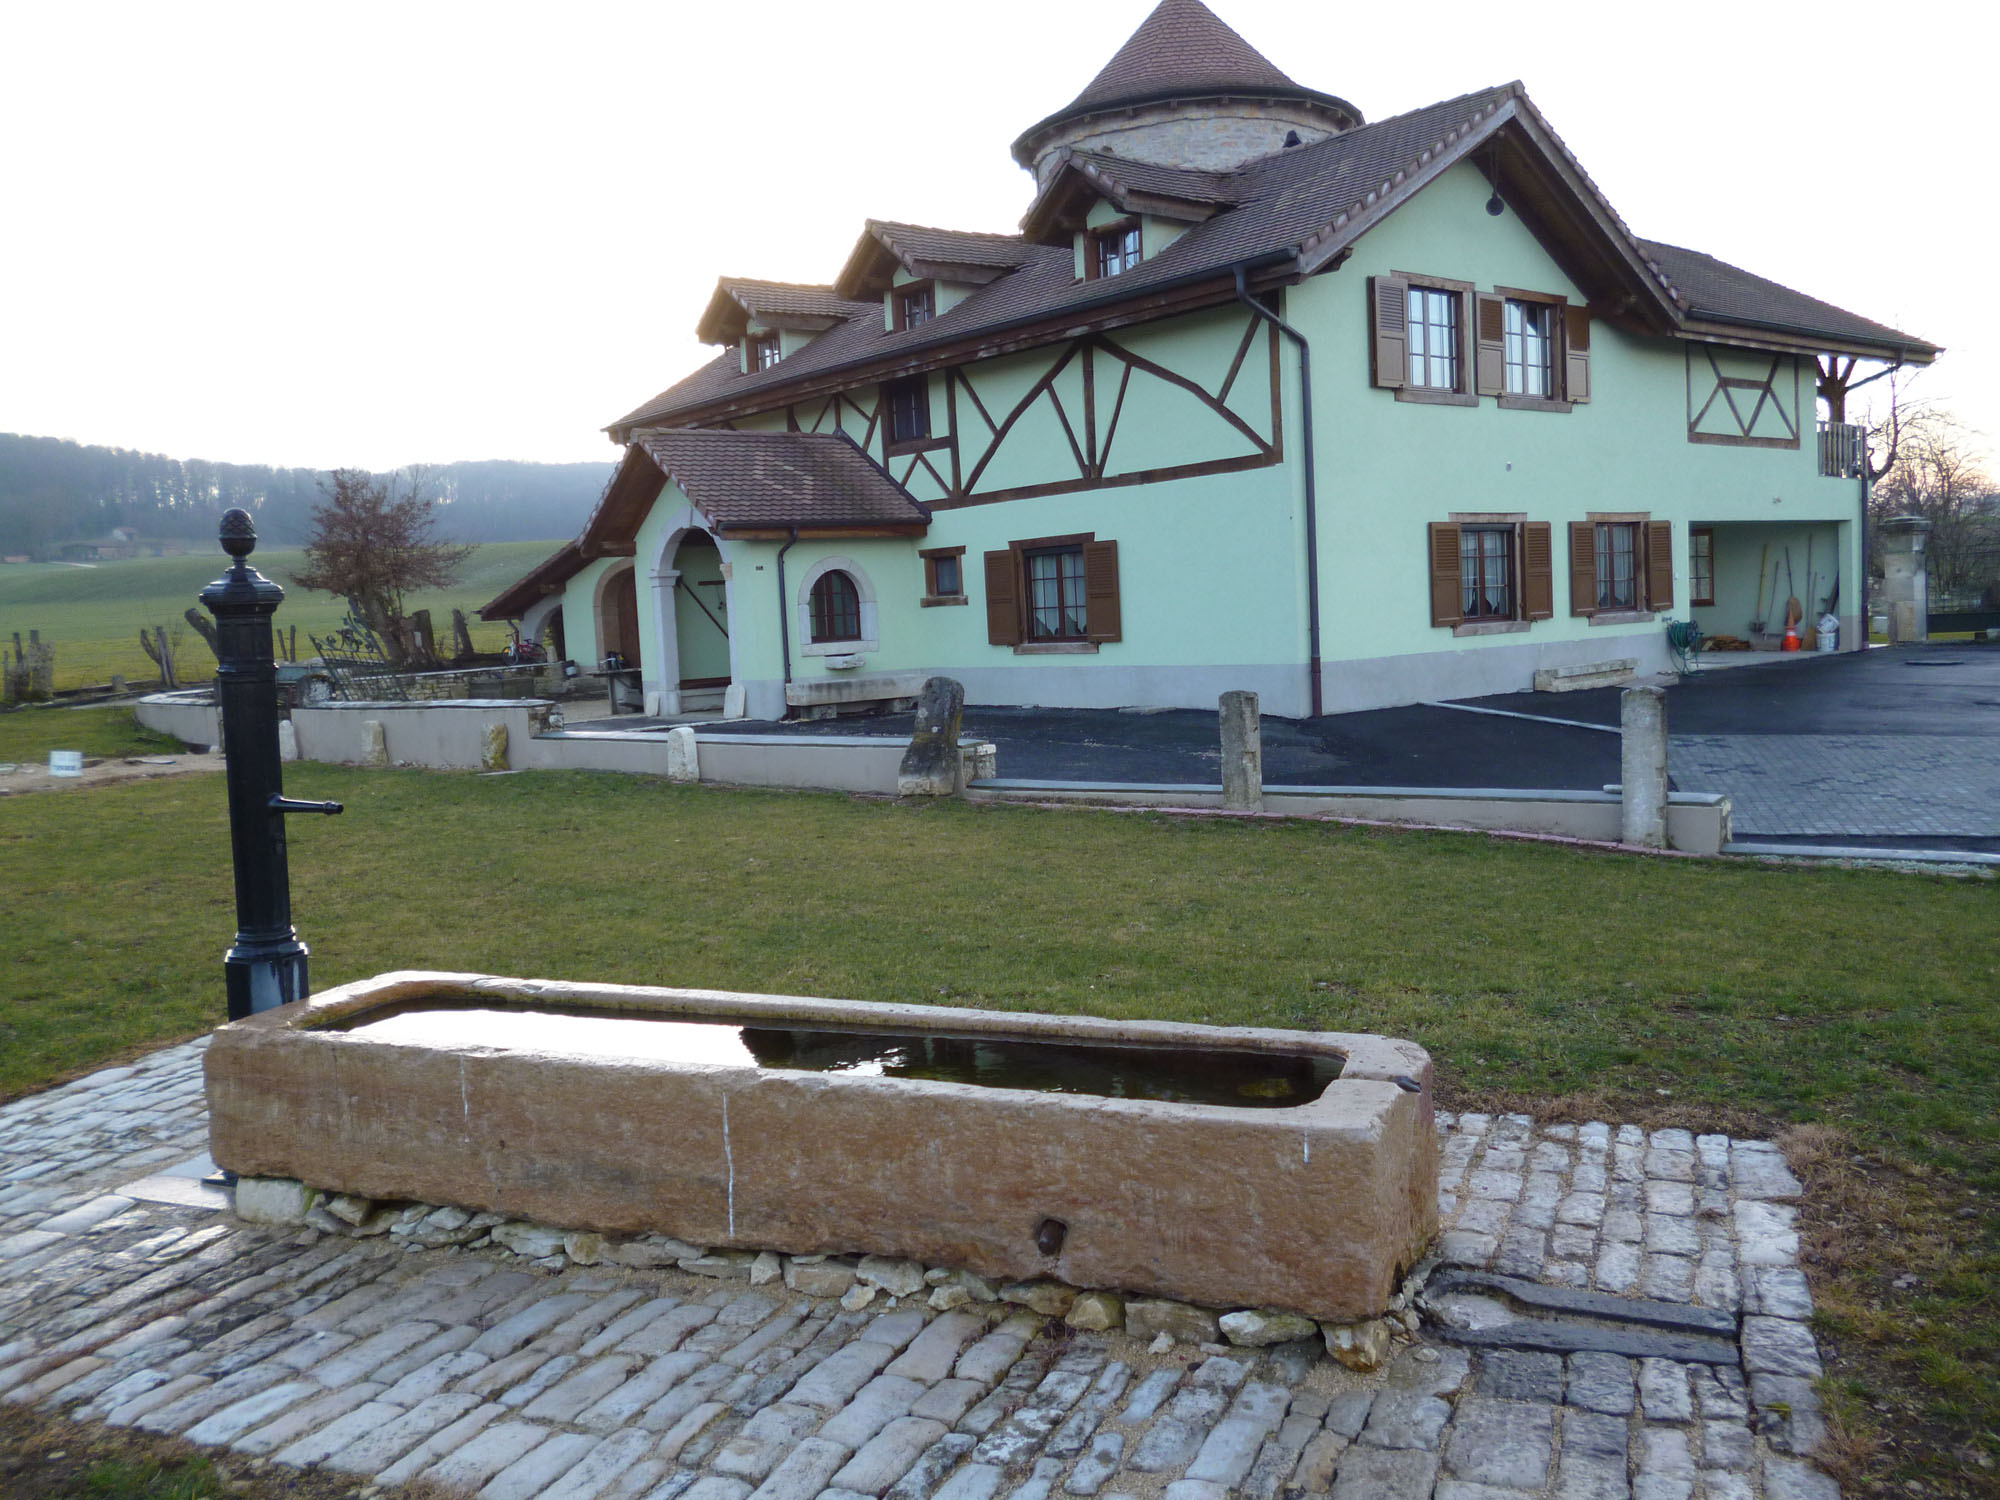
1221 690 1264 813
1620 686 1668 849
897 677 965 797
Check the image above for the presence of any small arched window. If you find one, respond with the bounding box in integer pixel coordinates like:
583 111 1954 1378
809 570 862 643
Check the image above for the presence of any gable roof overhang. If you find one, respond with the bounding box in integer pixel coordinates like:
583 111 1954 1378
695 279 873 346
1283 89 1681 337
834 221 1031 301
482 434 930 615
1020 149 1236 243
479 540 585 621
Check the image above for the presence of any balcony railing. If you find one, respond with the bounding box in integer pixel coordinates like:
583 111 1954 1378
1818 421 1866 479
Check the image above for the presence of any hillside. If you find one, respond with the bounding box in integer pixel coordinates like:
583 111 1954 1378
0 541 565 690
0 433 613 554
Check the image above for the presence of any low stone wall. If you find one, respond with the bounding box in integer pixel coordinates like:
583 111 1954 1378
290 700 558 769
967 782 1734 857
206 971 1439 1323
133 689 222 750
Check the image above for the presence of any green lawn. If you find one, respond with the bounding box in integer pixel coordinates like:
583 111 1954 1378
1 738 1994 1489
0 541 561 691
0 703 182 763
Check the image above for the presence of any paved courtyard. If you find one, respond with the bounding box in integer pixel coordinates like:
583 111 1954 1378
687 647 2000 849
1 1041 1842 1500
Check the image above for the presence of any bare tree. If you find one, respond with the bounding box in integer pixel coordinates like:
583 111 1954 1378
292 468 474 664
1865 407 2000 597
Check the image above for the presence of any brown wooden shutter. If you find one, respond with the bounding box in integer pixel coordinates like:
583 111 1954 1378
984 549 1020 646
1427 523 1462 629
1646 520 1674 609
1564 306 1592 403
1569 521 1597 616
1083 539 1121 643
1475 295 1505 398
1522 522 1554 620
1369 276 1408 389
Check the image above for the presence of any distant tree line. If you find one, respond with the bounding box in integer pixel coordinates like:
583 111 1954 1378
0 433 613 554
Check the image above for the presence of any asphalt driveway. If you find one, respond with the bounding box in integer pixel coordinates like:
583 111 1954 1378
705 645 2000 850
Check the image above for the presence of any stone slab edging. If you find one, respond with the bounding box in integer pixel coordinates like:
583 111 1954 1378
205 972 1437 1322
966 781 1733 855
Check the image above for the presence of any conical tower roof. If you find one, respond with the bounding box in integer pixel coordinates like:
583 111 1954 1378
1012 0 1361 174
1063 0 1303 115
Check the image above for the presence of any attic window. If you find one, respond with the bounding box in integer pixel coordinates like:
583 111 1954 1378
893 283 935 331
747 332 781 371
1088 220 1142 280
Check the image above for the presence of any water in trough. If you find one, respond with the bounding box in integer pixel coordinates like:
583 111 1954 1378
336 1003 1343 1109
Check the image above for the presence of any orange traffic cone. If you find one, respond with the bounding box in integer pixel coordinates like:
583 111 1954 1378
1781 623 1801 651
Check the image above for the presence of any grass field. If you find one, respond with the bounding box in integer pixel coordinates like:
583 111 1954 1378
1 710 1995 1493
0 542 563 691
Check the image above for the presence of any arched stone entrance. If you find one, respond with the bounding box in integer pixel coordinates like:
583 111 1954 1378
646 526 739 716
594 562 642 669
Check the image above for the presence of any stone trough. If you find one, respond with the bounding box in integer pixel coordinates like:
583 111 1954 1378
204 971 1437 1321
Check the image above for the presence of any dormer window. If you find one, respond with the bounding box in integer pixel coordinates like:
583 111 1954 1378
1088 220 1142 280
747 332 781 371
893 283 935 331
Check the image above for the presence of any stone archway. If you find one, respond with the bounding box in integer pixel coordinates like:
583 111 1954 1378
594 562 642 669
646 524 741 716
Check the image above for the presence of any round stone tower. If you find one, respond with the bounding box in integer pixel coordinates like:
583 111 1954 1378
1011 0 1363 187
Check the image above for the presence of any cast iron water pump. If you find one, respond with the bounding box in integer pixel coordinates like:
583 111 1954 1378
200 508 342 1020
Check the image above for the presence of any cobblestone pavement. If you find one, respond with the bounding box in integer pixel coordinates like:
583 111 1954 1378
1 1042 1843 1500
1670 733 2000 838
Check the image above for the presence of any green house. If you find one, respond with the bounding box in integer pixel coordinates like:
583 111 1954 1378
482 0 1935 722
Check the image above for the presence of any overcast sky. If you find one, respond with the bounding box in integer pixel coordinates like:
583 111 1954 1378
1 0 1989 475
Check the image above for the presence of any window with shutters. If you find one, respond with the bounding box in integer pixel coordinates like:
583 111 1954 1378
983 535 1120 651
1461 526 1516 620
1027 547 1088 639
1476 289 1589 409
1408 286 1460 390
1504 301 1554 397
746 332 781 372
1597 523 1639 610
1427 517 1552 634
1371 273 1475 406
1569 516 1673 621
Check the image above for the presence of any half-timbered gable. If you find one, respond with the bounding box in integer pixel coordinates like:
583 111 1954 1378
486 0 1937 723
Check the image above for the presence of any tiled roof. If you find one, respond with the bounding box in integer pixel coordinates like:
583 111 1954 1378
716 279 865 319
1639 241 1937 354
612 81 1930 431
612 86 1514 430
633 430 929 531
869 221 1034 270
1060 0 1300 115
1064 149 1255 207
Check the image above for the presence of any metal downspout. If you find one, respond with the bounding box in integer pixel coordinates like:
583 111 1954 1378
775 527 800 709
1234 265 1323 718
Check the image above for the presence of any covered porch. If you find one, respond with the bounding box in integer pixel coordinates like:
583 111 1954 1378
1689 519 1854 653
